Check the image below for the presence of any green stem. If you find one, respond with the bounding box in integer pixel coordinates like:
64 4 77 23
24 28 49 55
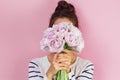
56 43 77 80
56 70 68 80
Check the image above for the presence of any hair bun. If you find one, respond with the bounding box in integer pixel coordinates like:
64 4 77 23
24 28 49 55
55 0 75 13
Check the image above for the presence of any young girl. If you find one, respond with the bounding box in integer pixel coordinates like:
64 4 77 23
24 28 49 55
28 1 94 80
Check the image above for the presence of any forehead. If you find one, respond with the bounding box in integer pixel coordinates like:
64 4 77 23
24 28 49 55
54 17 73 25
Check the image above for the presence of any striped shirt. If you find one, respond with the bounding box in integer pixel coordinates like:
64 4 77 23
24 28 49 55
28 56 94 80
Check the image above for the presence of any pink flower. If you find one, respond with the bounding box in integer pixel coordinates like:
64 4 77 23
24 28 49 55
44 28 56 39
40 22 84 53
40 38 50 51
40 28 56 51
52 22 70 38
76 39 84 53
40 27 65 52
65 25 81 46
48 35 65 52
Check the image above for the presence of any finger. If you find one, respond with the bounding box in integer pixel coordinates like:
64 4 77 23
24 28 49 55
64 61 71 66
58 62 71 67
66 68 71 73
63 49 72 53
57 56 69 60
58 56 71 62
58 54 71 58
57 58 71 63
62 49 74 58
53 59 71 68
58 66 67 71
58 66 71 72
54 64 67 72
53 53 58 61
52 54 59 65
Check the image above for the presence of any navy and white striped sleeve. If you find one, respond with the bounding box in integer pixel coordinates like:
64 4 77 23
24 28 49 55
76 62 94 80
28 60 48 80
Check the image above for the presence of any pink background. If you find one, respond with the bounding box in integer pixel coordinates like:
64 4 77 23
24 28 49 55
0 0 120 80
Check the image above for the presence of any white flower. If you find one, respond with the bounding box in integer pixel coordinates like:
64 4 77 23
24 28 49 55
40 22 84 53
40 38 50 51
48 35 65 52
76 38 84 53
65 24 81 46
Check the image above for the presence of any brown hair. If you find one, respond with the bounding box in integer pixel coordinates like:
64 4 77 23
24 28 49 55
49 0 78 28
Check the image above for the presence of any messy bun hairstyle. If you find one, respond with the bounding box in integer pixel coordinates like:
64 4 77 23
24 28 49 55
49 0 78 28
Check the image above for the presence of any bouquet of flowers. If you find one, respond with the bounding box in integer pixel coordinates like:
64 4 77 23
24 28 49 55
40 22 84 80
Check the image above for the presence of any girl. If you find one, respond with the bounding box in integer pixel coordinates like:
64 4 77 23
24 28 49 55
28 1 94 80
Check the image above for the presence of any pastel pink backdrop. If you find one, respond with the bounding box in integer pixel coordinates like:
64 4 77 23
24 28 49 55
0 0 120 80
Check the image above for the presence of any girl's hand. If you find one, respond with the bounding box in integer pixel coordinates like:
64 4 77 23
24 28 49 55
46 50 75 79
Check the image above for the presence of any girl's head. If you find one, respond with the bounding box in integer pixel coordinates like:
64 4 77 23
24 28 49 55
49 0 78 28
